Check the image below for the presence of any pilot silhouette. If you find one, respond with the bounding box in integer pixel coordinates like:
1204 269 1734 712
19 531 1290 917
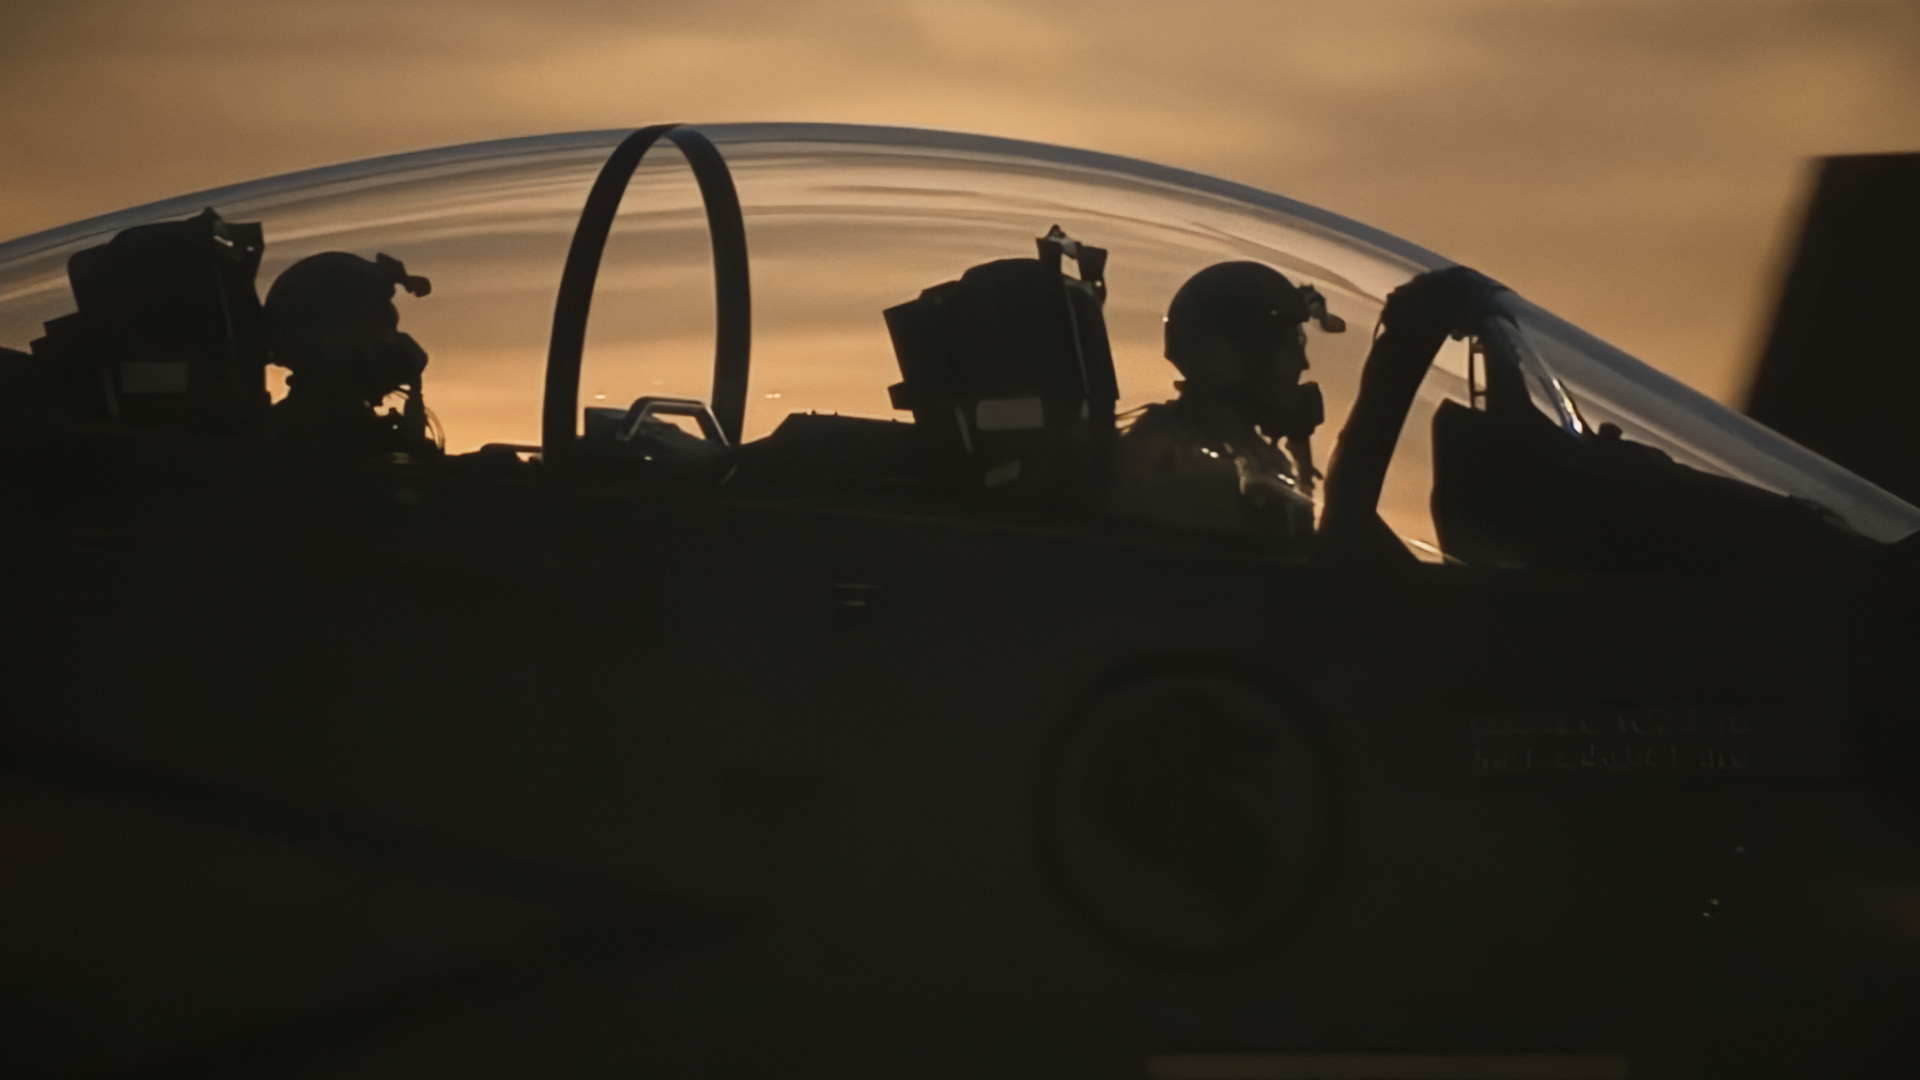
263 252 437 459
1110 262 1326 537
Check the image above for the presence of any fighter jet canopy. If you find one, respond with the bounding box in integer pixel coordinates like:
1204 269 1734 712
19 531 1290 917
0 123 1912 550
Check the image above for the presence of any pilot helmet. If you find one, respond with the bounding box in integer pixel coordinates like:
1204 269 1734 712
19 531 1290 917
264 252 430 398
1164 261 1310 388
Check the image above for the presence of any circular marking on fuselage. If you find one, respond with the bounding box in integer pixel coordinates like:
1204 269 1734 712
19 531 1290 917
1041 670 1333 963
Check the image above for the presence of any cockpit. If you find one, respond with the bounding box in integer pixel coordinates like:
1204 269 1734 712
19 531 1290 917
1 122 1914 573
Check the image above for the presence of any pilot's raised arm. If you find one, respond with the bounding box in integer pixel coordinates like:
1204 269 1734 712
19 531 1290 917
1110 262 1326 539
264 252 436 459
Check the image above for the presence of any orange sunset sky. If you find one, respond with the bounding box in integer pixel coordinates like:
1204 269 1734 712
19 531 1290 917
0 0 1915 405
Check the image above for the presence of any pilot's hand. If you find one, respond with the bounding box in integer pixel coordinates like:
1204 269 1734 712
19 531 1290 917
1380 266 1506 339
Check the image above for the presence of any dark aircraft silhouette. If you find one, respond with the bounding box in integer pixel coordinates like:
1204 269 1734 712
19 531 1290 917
1 124 1917 1079
1747 152 1920 509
